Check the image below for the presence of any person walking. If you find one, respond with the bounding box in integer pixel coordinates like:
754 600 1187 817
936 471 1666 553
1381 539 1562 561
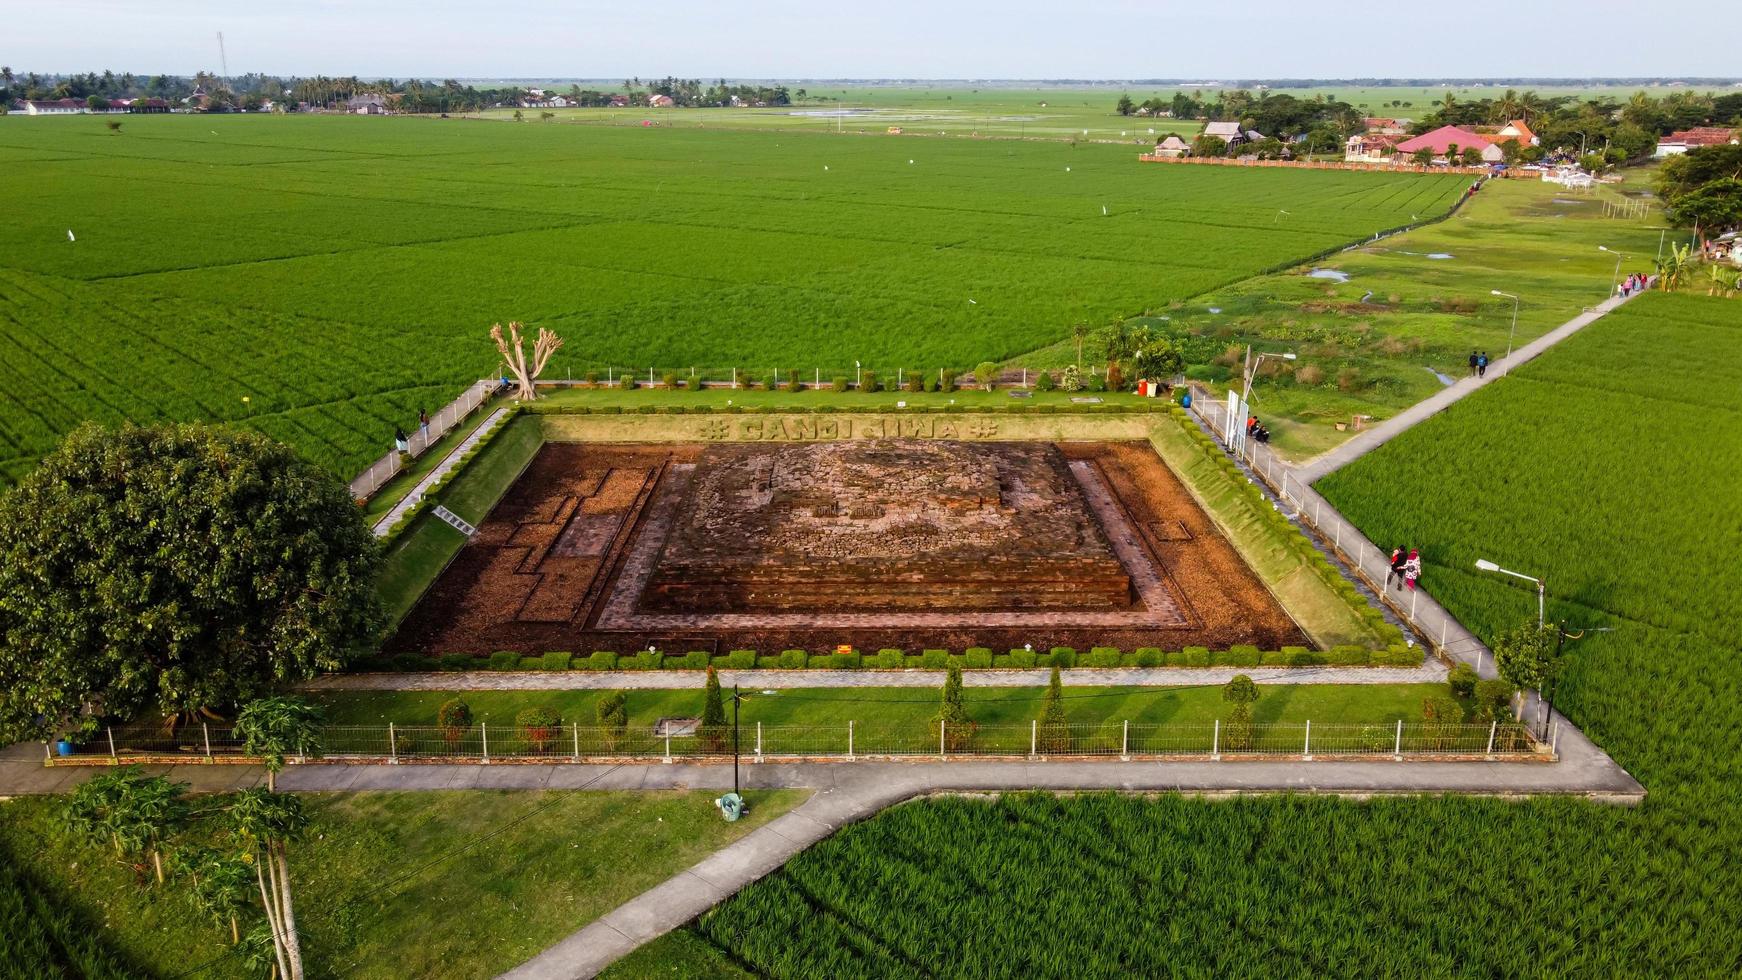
1468 350 1479 377
393 427 410 454
418 407 431 439
1387 547 1407 591
1404 549 1423 591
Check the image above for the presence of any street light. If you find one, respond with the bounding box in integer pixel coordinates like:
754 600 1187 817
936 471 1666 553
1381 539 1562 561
1490 290 1520 359
729 685 781 797
1598 246 1626 296
1236 346 1296 449
1538 623 1615 739
1475 558 1545 629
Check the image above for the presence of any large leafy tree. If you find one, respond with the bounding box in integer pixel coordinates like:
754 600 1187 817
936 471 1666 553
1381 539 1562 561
0 423 380 740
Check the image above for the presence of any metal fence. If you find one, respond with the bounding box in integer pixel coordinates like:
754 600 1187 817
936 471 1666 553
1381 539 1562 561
348 380 502 501
1186 388 1498 673
55 719 1546 765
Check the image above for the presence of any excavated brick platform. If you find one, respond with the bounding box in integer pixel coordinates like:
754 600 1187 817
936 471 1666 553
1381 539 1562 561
390 440 1305 655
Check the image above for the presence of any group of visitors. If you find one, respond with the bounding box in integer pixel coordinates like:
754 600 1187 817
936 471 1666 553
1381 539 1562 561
1244 415 1271 444
1386 547 1423 592
392 408 433 455
1618 273 1652 298
1466 350 1491 378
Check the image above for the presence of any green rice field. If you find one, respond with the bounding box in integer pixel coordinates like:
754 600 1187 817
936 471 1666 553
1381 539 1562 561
0 114 1467 481
604 291 1742 978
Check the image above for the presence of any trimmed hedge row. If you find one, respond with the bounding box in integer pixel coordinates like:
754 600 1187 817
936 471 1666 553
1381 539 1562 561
372 642 1419 673
519 400 1179 417
377 402 526 546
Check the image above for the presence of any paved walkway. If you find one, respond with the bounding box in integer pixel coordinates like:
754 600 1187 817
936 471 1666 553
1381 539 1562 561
373 403 512 537
301 662 1445 693
1292 288 1639 484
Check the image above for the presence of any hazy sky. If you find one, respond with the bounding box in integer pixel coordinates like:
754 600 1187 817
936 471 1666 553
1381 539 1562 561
7 1 1734 79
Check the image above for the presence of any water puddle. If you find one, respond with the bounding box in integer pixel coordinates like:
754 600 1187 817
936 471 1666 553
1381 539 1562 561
1424 366 1457 386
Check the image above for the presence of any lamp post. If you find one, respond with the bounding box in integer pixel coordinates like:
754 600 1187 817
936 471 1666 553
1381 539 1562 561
1236 347 1296 451
1598 246 1626 296
1490 290 1520 359
1475 558 1544 629
730 686 780 796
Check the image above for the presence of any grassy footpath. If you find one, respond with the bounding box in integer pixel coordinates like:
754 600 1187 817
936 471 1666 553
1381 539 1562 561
1014 175 1673 460
0 789 802 980
310 683 1449 729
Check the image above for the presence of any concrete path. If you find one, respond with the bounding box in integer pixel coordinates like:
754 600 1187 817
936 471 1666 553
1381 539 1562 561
495 734 1642 980
373 404 511 537
1292 288 1639 485
302 662 1445 693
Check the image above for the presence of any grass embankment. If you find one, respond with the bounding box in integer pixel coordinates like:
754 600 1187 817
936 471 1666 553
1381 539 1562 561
0 789 802 980
311 683 1448 729
375 413 544 623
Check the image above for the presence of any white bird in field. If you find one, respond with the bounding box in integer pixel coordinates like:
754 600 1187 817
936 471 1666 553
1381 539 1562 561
66 229 76 242
968 299 977 305
1102 205 1108 216
1065 167 1071 172
823 165 829 170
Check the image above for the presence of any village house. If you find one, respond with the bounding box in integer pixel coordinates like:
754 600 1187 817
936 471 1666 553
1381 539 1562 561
647 93 675 108
1395 125 1504 163
1363 117 1410 135
1655 127 1739 157
608 94 630 107
1492 119 1538 146
347 93 388 115
18 98 86 115
127 97 170 114
1201 120 1244 146
1153 135 1190 158
1344 132 1400 163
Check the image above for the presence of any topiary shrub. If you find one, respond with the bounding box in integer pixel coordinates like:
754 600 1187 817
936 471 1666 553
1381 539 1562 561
541 651 573 670
583 651 617 670
831 376 849 392
437 698 472 746
830 650 861 669
1033 370 1055 392
1222 645 1261 667
437 653 474 671
964 647 994 668
726 649 757 669
993 654 1014 668
1087 646 1121 668
678 650 711 669
625 650 663 671
1134 647 1163 668
1009 649 1037 668
778 649 808 669
488 651 521 671
1472 679 1515 722
860 371 878 392
1222 674 1259 751
1449 662 1479 699
874 648 905 669
921 649 950 670
1048 647 1077 669
597 691 628 746
516 707 561 753
1183 646 1211 667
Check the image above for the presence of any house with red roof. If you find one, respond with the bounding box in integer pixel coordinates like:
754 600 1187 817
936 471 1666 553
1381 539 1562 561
1492 119 1537 146
1395 125 1504 164
1344 132 1401 163
1655 127 1739 157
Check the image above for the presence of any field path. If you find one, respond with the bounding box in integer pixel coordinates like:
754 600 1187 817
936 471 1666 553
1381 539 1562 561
1292 286 1643 485
372 404 511 536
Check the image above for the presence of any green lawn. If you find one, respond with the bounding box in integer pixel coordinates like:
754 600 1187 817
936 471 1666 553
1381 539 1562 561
310 683 1450 729
0 788 803 980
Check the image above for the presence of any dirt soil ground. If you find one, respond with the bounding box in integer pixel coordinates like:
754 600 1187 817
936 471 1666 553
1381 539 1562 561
389 441 1306 656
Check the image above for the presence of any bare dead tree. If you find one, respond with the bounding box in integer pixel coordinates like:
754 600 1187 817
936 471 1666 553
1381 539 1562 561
490 321 564 400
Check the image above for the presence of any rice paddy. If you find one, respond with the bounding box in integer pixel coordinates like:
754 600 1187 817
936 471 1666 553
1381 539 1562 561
0 114 1466 481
